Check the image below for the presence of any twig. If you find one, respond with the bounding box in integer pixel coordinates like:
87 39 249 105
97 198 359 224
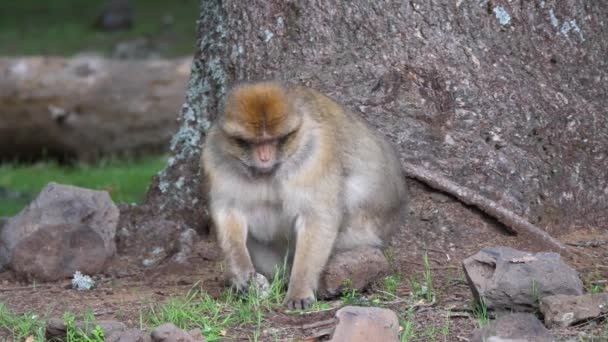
300 317 338 330
375 290 437 308
409 261 459 270
568 312 608 329
402 162 567 253
0 284 57 292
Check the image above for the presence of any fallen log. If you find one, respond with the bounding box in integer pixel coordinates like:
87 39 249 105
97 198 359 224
0 55 191 161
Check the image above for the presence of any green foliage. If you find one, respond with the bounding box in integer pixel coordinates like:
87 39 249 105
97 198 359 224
144 266 291 341
422 252 434 302
0 0 199 56
0 304 45 342
339 278 359 304
471 298 489 328
383 274 402 298
0 155 166 216
399 307 416 342
63 312 105 342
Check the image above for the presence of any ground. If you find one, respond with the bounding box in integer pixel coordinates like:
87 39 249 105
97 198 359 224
1 180 607 341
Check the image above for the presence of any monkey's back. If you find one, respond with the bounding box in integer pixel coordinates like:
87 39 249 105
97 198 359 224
292 87 407 248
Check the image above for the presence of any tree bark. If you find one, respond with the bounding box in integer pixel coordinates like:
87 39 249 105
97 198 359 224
0 56 190 161
131 0 607 257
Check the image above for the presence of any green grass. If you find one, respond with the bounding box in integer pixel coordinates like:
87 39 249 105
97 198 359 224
143 266 292 341
0 305 109 342
0 0 199 57
0 155 167 216
471 298 489 328
0 303 46 341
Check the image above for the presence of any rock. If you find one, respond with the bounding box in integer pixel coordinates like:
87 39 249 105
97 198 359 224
540 293 608 328
462 246 583 311
317 246 389 299
106 328 152 342
470 313 554 342
150 323 205 342
0 183 118 281
46 318 127 340
329 306 399 342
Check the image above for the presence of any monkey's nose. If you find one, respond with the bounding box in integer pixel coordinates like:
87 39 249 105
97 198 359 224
257 143 273 162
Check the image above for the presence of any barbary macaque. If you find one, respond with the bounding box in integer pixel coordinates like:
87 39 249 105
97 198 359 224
201 81 407 309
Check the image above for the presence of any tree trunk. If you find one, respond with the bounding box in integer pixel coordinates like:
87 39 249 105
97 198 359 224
0 56 190 161
128 0 607 259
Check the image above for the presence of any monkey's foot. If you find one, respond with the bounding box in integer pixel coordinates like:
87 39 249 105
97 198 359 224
284 295 315 311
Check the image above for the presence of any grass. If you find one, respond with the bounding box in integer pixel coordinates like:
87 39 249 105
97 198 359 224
0 305 106 342
0 0 199 57
0 304 46 341
399 307 416 342
0 155 167 216
471 298 489 328
143 264 293 341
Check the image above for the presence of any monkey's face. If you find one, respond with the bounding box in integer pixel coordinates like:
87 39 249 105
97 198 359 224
219 83 302 175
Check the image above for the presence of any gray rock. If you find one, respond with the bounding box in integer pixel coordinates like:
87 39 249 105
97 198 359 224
317 246 389 299
470 313 555 342
150 323 205 342
540 293 608 328
0 182 118 281
46 318 127 340
106 328 152 342
329 306 399 342
463 246 583 311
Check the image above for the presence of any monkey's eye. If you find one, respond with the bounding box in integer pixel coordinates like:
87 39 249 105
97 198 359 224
278 131 296 145
233 137 249 147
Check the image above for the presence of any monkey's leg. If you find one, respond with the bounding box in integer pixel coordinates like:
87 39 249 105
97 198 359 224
285 216 339 310
214 209 255 291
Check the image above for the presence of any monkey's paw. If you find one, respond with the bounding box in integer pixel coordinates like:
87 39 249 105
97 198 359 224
284 293 315 310
231 270 255 292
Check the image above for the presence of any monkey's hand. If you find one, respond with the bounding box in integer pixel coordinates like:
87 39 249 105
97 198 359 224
284 288 315 310
230 269 256 292
231 271 270 297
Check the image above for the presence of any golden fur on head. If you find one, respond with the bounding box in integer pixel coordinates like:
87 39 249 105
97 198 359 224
222 82 291 138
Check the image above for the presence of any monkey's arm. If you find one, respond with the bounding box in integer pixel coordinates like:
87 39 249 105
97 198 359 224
285 213 340 310
213 208 255 291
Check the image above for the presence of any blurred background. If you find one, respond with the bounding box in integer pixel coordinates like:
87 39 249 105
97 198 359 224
0 0 199 216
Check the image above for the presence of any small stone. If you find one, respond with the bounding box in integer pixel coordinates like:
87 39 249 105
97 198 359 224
46 318 127 340
462 246 583 311
106 328 152 342
252 272 270 298
151 323 205 342
329 306 399 342
540 293 608 328
470 313 554 342
317 246 389 299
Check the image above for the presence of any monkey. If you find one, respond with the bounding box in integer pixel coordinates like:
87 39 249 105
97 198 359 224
201 81 407 310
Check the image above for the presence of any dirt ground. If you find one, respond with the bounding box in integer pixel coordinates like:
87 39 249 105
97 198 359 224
1 182 607 341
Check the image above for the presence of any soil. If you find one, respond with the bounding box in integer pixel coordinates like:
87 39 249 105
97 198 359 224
1 183 607 341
